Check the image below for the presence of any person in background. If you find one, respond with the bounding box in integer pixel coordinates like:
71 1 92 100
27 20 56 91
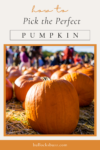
50 55 55 64
14 48 20 66
50 52 61 66
38 55 44 66
69 46 74 63
84 54 89 63
62 46 70 64
28 46 36 66
45 57 50 66
6 48 9 65
90 53 94 66
74 54 82 64
33 46 46 68
7 46 14 66
19 46 34 71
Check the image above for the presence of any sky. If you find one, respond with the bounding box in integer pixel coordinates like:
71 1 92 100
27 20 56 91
42 46 94 53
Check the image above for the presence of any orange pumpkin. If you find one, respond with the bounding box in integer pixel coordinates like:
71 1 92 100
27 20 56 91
52 65 60 71
48 65 60 75
7 66 17 73
60 64 67 71
28 66 38 72
46 68 56 76
6 79 13 101
83 63 90 68
51 70 68 79
34 71 50 78
23 69 36 75
22 101 25 109
68 64 82 73
6 70 9 77
61 72 94 106
22 66 28 73
38 68 52 78
38 66 46 72
14 75 43 102
25 80 79 134
77 67 94 81
8 69 22 83
67 64 73 69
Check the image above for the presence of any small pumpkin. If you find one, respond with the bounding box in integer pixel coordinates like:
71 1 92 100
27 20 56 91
52 65 60 71
77 67 94 81
38 66 46 72
28 67 38 72
83 63 90 68
40 69 52 78
51 70 68 79
60 64 68 71
23 69 36 75
61 72 94 106
25 80 79 134
68 64 82 73
7 66 17 73
34 71 50 78
14 75 43 102
22 66 28 73
8 69 22 83
6 79 13 101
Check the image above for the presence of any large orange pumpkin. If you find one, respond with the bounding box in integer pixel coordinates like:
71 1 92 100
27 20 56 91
6 79 13 101
14 75 43 102
61 72 94 106
25 80 79 134
51 70 68 79
8 69 22 83
77 67 94 81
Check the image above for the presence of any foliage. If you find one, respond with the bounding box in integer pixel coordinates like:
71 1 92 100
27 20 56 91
42 50 54 58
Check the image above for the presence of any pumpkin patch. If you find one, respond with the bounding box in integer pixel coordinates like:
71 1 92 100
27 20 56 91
5 45 95 135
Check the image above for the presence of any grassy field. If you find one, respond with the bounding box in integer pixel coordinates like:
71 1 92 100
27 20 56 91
6 97 94 135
